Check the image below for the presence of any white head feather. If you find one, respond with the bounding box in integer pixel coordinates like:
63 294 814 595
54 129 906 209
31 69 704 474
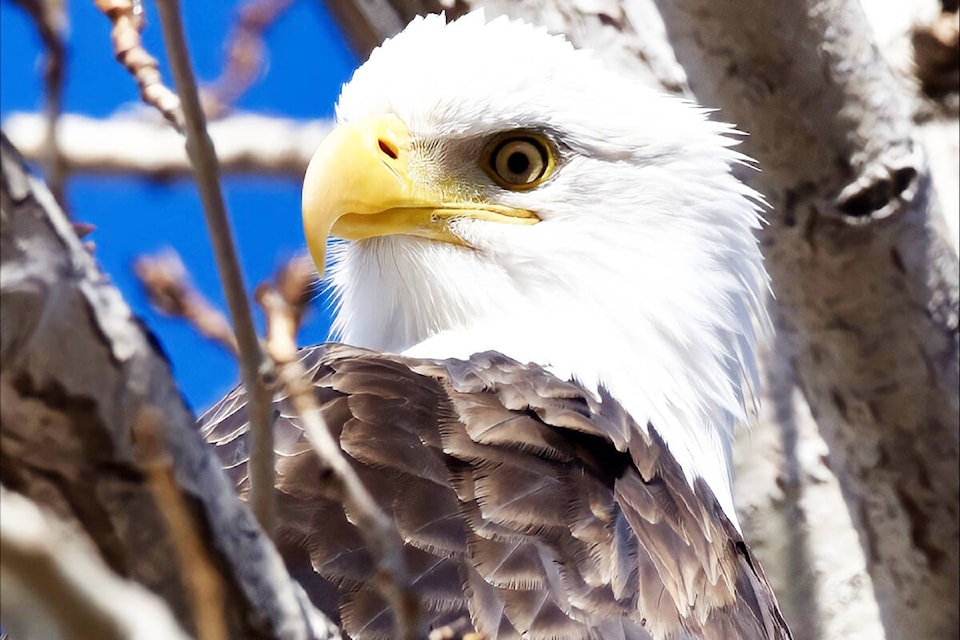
326 11 768 526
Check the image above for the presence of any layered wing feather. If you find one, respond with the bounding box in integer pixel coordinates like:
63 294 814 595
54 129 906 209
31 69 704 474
199 345 790 640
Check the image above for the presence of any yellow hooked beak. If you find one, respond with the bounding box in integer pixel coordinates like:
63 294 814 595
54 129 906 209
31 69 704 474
301 113 539 274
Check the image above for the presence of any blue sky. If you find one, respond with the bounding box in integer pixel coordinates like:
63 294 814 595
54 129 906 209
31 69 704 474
1 0 357 411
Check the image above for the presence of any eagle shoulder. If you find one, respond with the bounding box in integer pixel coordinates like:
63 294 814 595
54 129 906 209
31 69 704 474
199 344 790 640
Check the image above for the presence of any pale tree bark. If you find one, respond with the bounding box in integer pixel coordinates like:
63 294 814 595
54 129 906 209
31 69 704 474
0 134 339 640
651 4 959 640
732 331 886 640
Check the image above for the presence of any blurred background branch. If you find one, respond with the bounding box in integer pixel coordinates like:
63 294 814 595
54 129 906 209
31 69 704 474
3 112 329 178
202 0 296 118
94 0 185 131
155 0 278 535
12 0 67 205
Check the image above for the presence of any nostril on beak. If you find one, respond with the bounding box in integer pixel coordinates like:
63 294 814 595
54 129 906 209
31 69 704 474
378 138 399 160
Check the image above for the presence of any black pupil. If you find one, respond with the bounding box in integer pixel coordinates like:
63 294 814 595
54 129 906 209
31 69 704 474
507 151 530 176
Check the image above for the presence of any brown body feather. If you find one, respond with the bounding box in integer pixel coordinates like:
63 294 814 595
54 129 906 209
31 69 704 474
200 345 790 640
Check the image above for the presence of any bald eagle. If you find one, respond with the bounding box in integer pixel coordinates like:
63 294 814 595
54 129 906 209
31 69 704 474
202 11 790 640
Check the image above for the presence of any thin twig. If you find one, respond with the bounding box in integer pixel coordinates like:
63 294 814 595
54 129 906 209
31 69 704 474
134 249 240 356
256 281 423 640
202 0 295 119
133 408 229 640
154 0 276 534
95 0 185 131
13 0 67 205
274 253 317 327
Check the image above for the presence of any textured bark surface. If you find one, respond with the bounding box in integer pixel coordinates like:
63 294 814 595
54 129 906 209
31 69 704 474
652 2 960 638
0 135 337 640
733 332 885 640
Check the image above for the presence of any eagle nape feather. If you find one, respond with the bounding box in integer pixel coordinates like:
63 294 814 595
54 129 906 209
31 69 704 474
201 10 789 640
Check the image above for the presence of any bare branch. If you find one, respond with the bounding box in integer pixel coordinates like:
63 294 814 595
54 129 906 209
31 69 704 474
203 0 296 118
94 0 185 132
155 0 277 535
274 253 317 329
12 0 67 205
0 485 194 640
654 1 959 637
733 334 886 640
134 410 229 640
2 112 330 179
134 249 240 356
256 281 423 639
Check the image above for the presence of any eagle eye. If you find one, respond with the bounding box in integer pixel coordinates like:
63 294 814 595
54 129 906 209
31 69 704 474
484 133 554 190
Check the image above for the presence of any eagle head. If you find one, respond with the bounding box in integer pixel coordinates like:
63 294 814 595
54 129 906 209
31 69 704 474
301 11 768 524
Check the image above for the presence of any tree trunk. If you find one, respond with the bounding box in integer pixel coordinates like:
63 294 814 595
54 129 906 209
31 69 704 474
652 2 959 638
0 134 338 640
